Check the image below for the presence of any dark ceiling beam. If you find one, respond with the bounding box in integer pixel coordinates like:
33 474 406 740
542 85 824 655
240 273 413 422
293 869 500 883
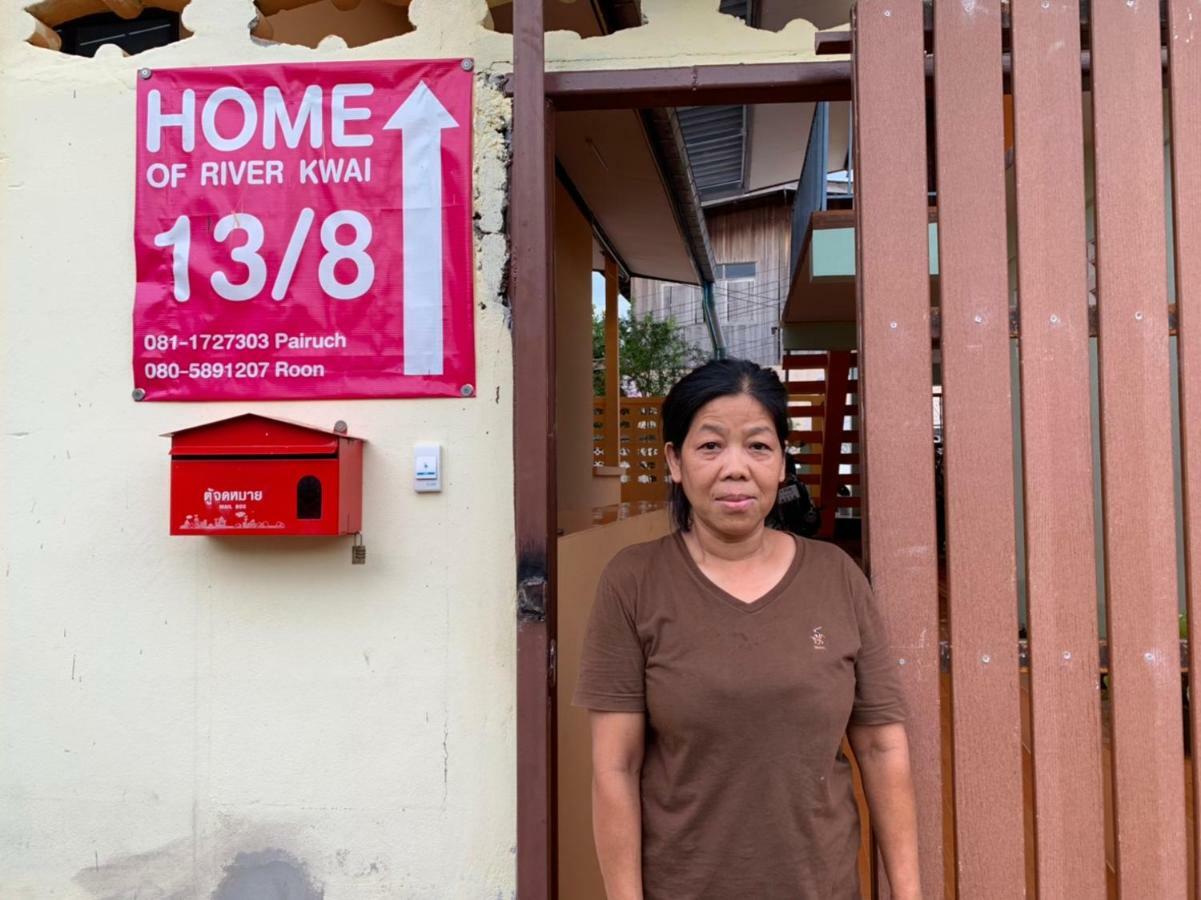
504 62 853 110
506 46 1174 112
516 47 1161 113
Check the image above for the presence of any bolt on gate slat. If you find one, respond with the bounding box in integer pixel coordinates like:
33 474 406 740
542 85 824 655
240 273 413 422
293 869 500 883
852 2 945 895
1010 1 1108 894
1090 0 1190 894
932 0 1027 895
1167 0 1201 887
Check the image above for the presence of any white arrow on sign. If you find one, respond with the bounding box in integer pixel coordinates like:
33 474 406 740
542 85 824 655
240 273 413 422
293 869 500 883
384 80 459 376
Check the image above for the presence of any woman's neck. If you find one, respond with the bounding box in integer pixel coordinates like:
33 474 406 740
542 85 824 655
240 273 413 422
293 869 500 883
684 518 772 565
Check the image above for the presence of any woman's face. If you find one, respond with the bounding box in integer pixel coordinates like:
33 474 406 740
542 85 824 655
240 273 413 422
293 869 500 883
665 392 786 539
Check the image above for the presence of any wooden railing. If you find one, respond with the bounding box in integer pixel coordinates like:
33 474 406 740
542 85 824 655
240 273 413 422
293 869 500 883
783 350 860 537
592 397 668 504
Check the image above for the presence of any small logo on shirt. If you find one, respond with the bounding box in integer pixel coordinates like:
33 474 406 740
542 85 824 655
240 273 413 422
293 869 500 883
811 626 827 650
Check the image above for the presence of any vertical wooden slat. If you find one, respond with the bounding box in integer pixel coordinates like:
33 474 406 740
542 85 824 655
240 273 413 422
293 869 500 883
513 0 556 896
818 350 850 539
853 3 944 896
932 0 1026 895
1011 2 1107 895
1167 0 1201 884
603 254 620 468
1091 0 1188 894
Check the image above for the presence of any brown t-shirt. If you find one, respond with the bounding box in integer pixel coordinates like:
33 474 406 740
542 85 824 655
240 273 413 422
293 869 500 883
573 531 906 900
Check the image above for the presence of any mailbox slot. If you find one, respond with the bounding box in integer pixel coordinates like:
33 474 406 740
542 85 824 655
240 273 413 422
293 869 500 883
166 415 363 536
296 475 323 519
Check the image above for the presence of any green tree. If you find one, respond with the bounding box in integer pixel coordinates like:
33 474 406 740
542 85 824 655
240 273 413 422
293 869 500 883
592 314 607 396
593 312 707 397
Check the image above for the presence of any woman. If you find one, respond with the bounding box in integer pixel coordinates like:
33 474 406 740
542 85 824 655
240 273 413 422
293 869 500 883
573 358 921 900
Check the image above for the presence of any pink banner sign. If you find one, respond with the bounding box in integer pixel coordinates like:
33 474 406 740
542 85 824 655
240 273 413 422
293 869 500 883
133 60 474 400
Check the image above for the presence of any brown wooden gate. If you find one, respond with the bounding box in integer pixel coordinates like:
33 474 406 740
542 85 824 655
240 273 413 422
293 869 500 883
854 1 1193 895
512 2 1201 896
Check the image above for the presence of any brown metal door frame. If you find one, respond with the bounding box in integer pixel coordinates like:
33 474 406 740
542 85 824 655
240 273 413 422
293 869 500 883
513 2 557 898
507 28 960 900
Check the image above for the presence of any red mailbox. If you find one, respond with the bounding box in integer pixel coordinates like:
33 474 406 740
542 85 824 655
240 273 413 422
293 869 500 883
166 414 363 536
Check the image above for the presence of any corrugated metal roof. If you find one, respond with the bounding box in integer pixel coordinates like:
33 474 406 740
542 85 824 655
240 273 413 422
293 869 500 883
678 105 747 199
678 0 750 200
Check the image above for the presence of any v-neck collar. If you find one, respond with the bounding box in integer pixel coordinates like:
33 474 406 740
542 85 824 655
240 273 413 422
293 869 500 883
671 529 804 614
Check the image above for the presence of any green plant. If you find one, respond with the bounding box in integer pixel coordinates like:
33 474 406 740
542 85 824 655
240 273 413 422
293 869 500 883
592 312 707 397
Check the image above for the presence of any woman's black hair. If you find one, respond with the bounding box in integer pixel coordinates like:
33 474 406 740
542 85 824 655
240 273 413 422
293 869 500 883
661 357 790 531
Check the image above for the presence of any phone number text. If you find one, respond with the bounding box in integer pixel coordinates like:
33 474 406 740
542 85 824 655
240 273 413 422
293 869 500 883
142 331 347 352
142 361 326 380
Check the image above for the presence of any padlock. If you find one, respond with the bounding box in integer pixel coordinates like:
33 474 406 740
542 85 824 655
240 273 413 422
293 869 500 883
351 533 367 565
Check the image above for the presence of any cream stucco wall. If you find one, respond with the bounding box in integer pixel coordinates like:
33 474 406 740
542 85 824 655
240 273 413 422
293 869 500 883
545 0 844 71
0 1 517 896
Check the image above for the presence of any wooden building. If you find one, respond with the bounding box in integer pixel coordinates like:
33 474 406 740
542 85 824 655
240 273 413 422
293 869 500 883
632 192 795 367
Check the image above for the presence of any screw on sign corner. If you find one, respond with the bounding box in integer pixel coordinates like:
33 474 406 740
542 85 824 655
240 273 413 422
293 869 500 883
461 59 475 72
132 388 147 401
460 384 475 397
139 68 152 80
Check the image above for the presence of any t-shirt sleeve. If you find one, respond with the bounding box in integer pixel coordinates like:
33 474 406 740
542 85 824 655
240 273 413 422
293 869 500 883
572 567 646 713
846 560 908 726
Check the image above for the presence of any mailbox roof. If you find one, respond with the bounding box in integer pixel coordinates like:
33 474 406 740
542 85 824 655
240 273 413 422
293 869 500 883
164 413 361 456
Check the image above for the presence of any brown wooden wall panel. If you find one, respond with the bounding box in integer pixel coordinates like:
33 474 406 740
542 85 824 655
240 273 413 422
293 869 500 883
1091 0 1189 893
852 2 944 895
932 1 1026 895
1167 0 1201 881
1010 2 1107 895
632 198 792 365
711 198 792 314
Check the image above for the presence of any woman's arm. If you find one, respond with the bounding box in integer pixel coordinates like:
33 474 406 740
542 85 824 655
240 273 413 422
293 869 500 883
847 722 922 900
590 710 646 900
